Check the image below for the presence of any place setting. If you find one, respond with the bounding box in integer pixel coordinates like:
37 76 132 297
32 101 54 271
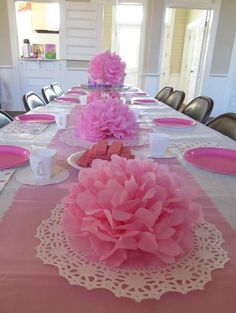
15 113 56 123
132 97 158 105
0 144 30 192
0 142 69 187
183 146 236 175
15 147 69 186
52 94 88 106
152 117 197 129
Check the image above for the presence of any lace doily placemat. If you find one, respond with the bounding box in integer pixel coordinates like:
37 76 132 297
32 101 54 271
0 120 49 135
35 204 229 302
58 128 149 148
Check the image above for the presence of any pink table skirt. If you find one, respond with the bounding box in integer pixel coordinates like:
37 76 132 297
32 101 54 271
0 129 236 313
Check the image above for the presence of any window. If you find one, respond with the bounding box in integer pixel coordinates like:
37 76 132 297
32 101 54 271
112 4 143 86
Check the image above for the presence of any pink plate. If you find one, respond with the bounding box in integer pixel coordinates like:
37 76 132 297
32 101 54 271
131 92 146 96
134 98 157 104
153 118 196 128
66 91 86 95
15 113 55 123
71 86 83 90
183 147 236 175
57 97 80 103
0 145 30 169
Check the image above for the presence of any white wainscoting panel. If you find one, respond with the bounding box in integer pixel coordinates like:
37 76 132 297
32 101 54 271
143 73 160 97
228 76 236 113
18 60 61 99
60 61 88 91
0 66 22 111
201 74 228 117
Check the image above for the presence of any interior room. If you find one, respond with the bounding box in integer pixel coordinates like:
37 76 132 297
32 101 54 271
0 0 236 312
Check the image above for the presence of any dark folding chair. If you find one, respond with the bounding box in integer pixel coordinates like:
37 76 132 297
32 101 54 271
206 112 236 141
41 86 58 104
181 96 214 124
0 109 13 128
155 86 173 102
23 91 46 111
51 82 64 97
164 90 185 111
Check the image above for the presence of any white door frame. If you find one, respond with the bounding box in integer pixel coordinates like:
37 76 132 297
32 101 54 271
225 32 236 112
158 0 222 97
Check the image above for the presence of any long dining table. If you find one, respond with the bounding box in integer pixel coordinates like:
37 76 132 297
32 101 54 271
0 87 236 313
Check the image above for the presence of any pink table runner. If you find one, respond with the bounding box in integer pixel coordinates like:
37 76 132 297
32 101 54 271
0 114 236 312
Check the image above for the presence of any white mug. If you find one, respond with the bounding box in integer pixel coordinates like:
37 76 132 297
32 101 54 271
55 113 69 129
125 93 133 102
79 95 87 105
149 133 169 157
30 148 57 180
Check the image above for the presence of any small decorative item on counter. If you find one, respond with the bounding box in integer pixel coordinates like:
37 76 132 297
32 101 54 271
63 155 202 268
32 44 44 59
22 39 31 58
74 96 138 141
45 44 56 60
77 139 134 167
88 51 126 88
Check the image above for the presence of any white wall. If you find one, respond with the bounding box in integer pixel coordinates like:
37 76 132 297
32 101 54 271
1 0 236 116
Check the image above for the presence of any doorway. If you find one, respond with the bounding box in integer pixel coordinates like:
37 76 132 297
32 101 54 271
111 4 144 87
159 8 212 103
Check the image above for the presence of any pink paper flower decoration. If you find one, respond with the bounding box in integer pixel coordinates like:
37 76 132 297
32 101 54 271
87 91 121 104
74 97 138 141
63 156 202 268
88 51 126 86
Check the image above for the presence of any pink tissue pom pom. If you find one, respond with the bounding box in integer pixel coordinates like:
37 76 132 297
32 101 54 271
87 91 121 104
63 156 202 268
88 51 126 86
74 97 138 141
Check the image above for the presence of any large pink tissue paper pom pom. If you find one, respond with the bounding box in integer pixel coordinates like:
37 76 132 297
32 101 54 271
63 156 202 268
74 97 138 141
88 51 126 86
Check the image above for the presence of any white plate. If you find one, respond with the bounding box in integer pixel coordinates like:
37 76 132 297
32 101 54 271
67 148 176 171
67 151 136 170
67 151 85 170
16 165 69 186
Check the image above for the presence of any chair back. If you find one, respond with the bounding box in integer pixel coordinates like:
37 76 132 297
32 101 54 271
41 86 58 104
155 86 173 102
23 92 46 111
206 113 236 141
182 96 214 124
51 82 64 97
164 90 185 111
0 109 13 128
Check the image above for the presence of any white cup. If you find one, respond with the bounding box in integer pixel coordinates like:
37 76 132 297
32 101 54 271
30 148 57 181
149 133 169 157
55 113 69 129
79 95 87 105
125 93 133 102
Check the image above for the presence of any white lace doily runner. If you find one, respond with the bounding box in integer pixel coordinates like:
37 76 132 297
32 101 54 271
58 128 148 148
35 204 229 302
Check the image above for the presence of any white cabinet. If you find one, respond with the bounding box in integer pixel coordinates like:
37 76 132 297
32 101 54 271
18 60 61 108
